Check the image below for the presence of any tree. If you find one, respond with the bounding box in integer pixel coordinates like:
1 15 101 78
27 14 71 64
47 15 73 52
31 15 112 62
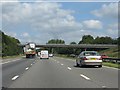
1 31 22 57
93 36 113 44
117 37 120 45
47 39 65 44
78 35 94 44
46 39 65 54
70 42 76 44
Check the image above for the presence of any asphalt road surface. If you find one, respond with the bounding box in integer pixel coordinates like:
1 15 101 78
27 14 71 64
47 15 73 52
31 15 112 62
2 56 118 88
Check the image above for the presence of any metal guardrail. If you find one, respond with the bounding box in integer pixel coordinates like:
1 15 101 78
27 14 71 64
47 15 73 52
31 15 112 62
102 57 120 64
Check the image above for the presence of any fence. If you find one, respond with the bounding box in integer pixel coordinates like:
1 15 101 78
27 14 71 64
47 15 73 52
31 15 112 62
102 57 120 64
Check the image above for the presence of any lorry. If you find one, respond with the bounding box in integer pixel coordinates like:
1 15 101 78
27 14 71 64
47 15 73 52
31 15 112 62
24 42 36 58
40 50 49 59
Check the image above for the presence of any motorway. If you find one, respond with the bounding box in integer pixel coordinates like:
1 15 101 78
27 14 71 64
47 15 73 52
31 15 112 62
2 56 118 88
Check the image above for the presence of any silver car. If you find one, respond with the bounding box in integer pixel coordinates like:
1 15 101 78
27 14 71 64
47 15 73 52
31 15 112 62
76 51 102 67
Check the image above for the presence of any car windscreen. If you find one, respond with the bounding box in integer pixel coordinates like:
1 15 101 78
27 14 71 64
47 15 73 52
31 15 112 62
84 52 99 56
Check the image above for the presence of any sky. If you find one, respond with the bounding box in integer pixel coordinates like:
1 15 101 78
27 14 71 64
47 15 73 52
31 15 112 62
1 0 119 44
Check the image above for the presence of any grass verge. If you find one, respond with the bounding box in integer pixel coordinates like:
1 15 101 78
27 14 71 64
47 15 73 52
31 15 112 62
102 62 119 69
2 54 23 59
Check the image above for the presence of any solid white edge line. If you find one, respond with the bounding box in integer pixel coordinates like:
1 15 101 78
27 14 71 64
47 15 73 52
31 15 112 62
12 75 19 81
67 67 72 70
103 66 118 70
2 59 21 65
80 74 91 80
25 67 29 70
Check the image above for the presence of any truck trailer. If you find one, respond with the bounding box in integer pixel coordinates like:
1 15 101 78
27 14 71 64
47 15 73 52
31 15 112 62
24 42 36 58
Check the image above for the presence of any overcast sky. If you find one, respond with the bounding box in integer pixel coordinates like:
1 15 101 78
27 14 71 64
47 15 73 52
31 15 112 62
1 0 119 44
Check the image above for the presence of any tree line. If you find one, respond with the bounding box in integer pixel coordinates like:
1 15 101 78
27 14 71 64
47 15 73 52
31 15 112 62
46 35 119 55
1 30 119 57
78 35 119 44
1 31 22 57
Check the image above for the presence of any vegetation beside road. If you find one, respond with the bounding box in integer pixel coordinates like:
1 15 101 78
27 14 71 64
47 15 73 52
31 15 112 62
47 35 119 55
1 30 119 69
99 47 119 58
1 31 23 57
103 62 119 68
2 54 23 59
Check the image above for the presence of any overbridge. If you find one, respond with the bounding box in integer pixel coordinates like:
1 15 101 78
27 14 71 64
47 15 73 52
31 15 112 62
19 44 117 49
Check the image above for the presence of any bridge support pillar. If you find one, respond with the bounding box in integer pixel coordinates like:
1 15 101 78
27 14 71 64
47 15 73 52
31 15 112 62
51 48 54 54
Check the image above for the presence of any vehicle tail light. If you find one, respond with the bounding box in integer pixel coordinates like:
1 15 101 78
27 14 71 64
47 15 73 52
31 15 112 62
83 57 88 60
99 57 102 60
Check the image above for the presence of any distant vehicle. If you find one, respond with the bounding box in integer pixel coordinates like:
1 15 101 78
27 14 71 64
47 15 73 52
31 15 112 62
70 54 76 57
40 50 49 59
24 42 36 58
76 51 102 68
101 54 109 59
49 54 53 57
38 52 41 56
101 54 109 62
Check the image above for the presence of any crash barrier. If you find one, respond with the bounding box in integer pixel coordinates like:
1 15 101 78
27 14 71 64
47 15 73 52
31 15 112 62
102 57 120 64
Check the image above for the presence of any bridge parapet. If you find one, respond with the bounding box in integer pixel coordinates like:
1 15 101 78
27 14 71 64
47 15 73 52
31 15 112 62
18 44 118 49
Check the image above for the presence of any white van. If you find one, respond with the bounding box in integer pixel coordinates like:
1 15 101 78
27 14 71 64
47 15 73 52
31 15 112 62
40 50 49 59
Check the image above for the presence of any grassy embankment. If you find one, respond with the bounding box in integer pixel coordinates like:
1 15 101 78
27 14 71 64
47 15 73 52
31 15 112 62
2 54 23 59
99 47 119 68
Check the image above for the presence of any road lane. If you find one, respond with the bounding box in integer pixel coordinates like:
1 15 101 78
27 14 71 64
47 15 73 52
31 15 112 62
9 58 102 88
2 56 118 88
2 57 36 88
9 58 117 88
52 57 118 88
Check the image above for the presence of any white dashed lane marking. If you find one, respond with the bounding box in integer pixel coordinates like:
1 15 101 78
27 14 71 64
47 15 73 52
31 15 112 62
102 86 107 88
67 67 72 70
12 75 19 81
80 74 91 80
61 64 64 66
25 67 29 70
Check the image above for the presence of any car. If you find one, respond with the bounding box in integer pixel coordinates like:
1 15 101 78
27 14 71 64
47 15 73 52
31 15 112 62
49 54 53 57
101 54 109 60
101 54 109 62
76 51 102 68
70 54 76 57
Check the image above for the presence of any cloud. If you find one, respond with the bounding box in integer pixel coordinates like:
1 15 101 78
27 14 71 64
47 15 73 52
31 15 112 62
108 23 118 29
2 1 118 44
91 3 118 19
106 23 118 38
2 2 81 33
82 20 102 29
21 32 30 37
107 29 118 38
